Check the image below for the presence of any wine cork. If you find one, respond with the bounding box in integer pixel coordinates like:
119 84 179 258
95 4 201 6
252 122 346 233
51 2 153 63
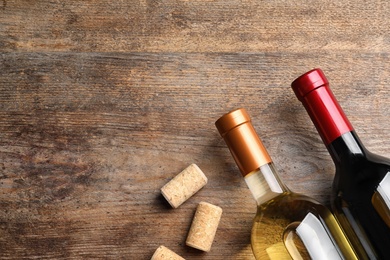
151 245 185 260
161 164 208 208
186 202 223 252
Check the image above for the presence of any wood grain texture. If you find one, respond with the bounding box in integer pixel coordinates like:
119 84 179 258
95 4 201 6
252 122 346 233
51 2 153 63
1 0 390 53
1 1 390 259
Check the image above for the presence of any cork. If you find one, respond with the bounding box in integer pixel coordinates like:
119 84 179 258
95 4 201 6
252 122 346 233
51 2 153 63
161 164 208 208
151 245 185 260
186 201 223 252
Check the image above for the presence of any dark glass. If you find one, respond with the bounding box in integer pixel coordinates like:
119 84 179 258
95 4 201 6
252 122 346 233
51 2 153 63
292 68 390 259
328 131 390 259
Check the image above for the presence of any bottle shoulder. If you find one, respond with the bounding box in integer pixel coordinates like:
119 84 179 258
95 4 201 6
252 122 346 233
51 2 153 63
366 150 390 165
329 132 390 185
256 192 329 219
329 132 390 165
334 153 390 189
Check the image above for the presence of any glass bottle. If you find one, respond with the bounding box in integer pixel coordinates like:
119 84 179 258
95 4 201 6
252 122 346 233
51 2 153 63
291 68 390 259
215 108 358 260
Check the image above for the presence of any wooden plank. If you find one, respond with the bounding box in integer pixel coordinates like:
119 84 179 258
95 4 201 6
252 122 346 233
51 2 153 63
1 0 390 53
1 52 390 258
2 0 390 258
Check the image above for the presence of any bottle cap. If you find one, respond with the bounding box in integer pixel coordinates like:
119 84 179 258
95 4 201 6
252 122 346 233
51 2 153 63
215 108 272 176
291 68 354 145
291 68 329 101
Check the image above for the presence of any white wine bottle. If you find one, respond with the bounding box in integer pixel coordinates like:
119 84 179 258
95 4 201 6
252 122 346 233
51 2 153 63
215 108 358 260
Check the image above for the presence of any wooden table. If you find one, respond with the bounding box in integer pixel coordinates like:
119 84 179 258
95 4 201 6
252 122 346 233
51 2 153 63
1 1 390 259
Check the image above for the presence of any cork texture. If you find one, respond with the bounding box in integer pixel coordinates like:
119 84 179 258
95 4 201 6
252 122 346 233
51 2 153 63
161 164 208 208
186 202 223 252
151 245 185 260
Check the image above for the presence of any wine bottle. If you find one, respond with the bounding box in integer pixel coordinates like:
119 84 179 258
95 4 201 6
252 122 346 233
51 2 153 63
215 108 358 260
291 68 390 259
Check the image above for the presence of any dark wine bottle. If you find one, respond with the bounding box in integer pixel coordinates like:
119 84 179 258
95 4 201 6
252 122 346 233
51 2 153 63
291 68 390 259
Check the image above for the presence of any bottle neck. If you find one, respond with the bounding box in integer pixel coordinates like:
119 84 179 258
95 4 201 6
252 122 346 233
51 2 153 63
215 108 288 206
327 131 367 165
216 108 272 177
299 85 354 146
297 83 369 163
291 69 368 165
244 163 288 206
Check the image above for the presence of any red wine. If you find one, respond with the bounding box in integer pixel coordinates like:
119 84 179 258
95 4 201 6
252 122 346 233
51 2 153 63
292 69 390 259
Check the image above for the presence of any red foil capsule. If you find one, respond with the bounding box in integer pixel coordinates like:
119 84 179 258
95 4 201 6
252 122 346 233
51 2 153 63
291 69 354 145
